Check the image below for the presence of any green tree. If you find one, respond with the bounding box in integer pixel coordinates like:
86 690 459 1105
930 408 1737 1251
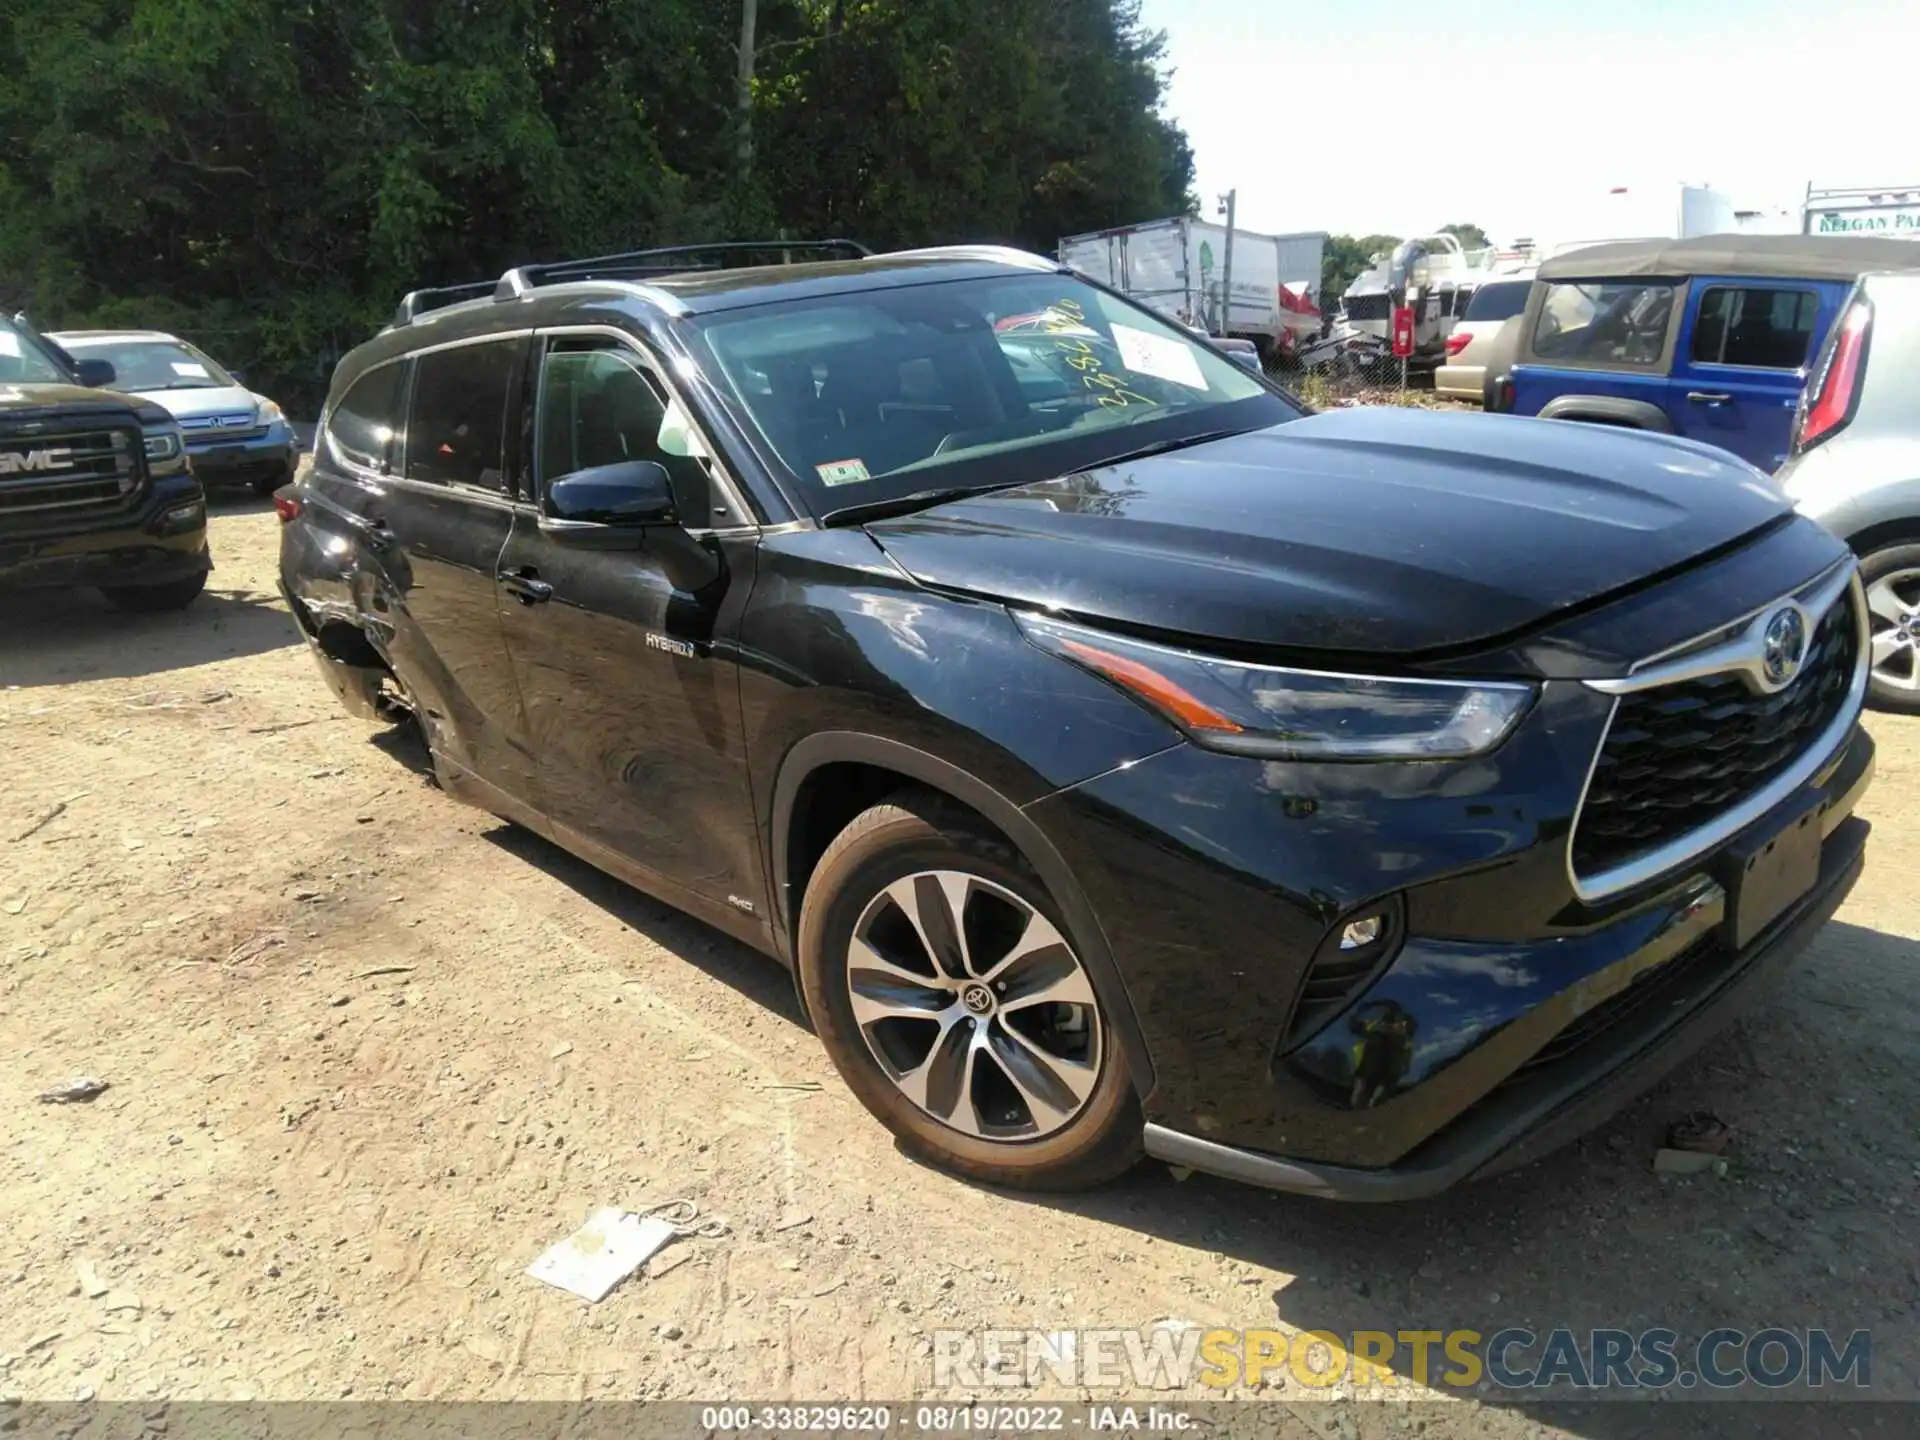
1320 233 1401 304
0 0 1193 412
1440 221 1491 251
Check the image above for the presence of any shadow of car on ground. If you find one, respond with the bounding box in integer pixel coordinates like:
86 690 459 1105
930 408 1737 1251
2 584 300 688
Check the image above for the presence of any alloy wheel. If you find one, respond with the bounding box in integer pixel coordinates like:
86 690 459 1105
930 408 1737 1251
1866 567 1920 692
844 870 1102 1141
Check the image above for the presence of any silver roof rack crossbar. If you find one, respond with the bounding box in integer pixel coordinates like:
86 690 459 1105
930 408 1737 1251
491 239 872 302
390 279 498 328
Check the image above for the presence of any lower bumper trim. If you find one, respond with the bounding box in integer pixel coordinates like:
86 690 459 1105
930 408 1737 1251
1144 812 1869 1202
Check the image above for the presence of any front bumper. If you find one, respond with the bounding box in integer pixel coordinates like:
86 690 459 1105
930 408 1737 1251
0 476 210 592
186 424 296 487
1143 776 1869 1201
1022 529 1874 1197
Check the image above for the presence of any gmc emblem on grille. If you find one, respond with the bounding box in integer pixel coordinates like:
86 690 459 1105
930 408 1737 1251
0 447 74 475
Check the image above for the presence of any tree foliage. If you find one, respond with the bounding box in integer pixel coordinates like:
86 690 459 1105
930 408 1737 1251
1320 234 1401 305
1318 223 1490 305
0 0 1193 408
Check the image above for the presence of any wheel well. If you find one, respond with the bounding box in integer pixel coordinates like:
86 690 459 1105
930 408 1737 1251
1842 517 1920 561
782 762 995 931
315 619 386 671
1560 414 1641 428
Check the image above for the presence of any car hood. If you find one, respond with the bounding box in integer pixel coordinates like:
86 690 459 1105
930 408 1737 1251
0 381 166 425
862 407 1791 656
132 385 260 421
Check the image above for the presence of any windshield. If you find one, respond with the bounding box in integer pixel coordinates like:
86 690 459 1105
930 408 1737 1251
57 336 237 391
692 274 1295 515
0 317 74 385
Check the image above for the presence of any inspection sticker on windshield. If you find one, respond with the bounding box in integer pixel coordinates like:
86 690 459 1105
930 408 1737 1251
0 332 19 358
815 458 871 487
171 361 210 378
1111 323 1208 391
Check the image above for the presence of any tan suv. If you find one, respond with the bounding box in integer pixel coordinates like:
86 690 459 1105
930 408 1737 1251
1435 274 1533 405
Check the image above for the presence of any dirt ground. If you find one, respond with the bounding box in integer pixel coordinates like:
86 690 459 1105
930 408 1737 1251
2 502 1916 1434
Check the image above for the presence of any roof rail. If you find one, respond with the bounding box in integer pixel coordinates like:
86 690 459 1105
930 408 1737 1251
390 280 497 328
492 239 872 302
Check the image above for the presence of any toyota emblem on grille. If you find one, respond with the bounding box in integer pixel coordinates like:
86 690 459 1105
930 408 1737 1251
1762 606 1808 687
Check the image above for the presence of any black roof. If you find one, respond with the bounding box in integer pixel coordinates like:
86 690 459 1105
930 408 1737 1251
1537 232 1920 283
342 246 1064 381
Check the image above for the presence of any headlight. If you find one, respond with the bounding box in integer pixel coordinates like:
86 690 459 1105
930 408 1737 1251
143 428 181 460
1017 614 1536 761
256 398 285 424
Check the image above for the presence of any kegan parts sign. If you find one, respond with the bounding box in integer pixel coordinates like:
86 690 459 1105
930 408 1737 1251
1811 207 1920 235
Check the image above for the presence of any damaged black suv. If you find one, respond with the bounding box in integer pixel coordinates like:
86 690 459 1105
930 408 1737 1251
280 241 1873 1198
1 313 208 610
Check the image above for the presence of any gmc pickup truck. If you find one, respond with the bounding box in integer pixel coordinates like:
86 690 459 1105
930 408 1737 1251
1 312 208 611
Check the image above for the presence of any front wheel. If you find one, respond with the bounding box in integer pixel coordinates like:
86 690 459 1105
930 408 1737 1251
797 792 1141 1191
102 570 207 613
251 464 294 497
1860 541 1920 713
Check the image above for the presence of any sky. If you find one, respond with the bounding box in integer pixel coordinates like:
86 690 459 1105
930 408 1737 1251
1136 0 1918 247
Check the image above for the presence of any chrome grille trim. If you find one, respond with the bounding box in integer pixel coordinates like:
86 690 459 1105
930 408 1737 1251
0 427 141 515
1565 559 1868 903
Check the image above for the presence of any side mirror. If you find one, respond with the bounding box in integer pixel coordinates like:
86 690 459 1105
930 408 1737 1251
229 369 247 385
545 460 676 527
74 357 117 389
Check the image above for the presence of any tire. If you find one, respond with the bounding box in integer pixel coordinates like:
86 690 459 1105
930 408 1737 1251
1858 541 1920 714
797 790 1142 1190
102 570 207 613
251 466 291 498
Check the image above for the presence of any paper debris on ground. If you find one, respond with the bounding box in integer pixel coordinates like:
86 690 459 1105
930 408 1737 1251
1653 1147 1717 1175
526 1208 676 1303
40 1076 110 1105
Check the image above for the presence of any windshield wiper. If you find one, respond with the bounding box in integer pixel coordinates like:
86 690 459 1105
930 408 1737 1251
821 483 1024 528
1090 426 1248 469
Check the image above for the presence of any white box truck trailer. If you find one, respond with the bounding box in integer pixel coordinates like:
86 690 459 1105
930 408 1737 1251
1059 217 1327 355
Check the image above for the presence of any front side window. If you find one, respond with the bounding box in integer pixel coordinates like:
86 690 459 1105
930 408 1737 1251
57 337 235 391
323 363 405 474
694 273 1290 516
1691 286 1819 369
1532 281 1676 367
0 318 72 385
534 342 713 518
406 340 518 492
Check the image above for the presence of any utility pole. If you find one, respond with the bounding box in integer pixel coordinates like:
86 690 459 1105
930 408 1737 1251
736 0 759 180
1216 189 1237 337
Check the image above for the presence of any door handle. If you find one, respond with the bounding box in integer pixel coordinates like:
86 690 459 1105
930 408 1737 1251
499 567 553 605
364 515 397 551
1686 391 1731 405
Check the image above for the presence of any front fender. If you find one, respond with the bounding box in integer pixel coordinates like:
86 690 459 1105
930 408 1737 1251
768 730 1159 1098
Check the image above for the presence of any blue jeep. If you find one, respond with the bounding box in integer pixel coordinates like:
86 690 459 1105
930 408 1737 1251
1493 234 1920 471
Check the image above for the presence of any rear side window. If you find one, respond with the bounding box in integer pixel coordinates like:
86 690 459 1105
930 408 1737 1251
534 342 714 519
1691 286 1819 369
323 363 404 473
1532 281 1675 367
1464 281 1531 322
406 340 518 492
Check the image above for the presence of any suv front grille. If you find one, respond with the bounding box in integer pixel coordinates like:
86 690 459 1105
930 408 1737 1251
0 426 142 518
180 412 265 444
1571 590 1858 879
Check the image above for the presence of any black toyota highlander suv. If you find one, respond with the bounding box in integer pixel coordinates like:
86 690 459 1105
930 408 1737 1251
1 312 208 610
278 241 1874 1198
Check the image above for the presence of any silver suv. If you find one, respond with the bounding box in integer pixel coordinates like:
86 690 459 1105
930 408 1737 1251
1779 269 1920 712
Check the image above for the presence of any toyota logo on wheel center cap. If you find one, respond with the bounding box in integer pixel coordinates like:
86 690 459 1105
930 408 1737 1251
961 983 995 1015
1761 606 1808 688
